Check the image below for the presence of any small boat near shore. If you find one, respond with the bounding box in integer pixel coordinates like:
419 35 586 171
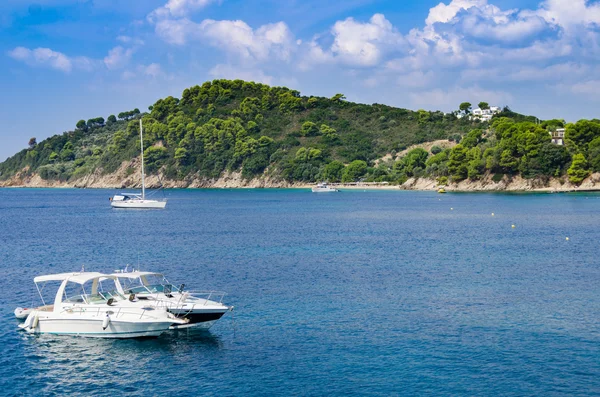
111 270 232 330
17 272 185 338
312 182 339 192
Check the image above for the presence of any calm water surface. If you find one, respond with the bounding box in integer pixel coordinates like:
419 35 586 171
0 188 599 396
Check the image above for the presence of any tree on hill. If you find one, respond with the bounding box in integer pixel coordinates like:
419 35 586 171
342 160 367 182
478 102 489 110
117 109 141 121
541 119 565 130
399 148 429 176
568 153 590 184
448 144 469 181
300 121 319 136
107 115 117 124
76 120 87 131
321 160 345 182
459 102 472 114
28 137 37 149
87 117 105 129
331 93 346 102
461 129 483 148
565 120 600 154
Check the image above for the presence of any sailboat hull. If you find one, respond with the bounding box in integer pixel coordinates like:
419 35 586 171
111 200 167 209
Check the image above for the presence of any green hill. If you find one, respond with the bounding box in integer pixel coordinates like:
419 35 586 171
0 79 598 186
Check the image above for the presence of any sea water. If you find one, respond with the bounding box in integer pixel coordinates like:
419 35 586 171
0 188 598 396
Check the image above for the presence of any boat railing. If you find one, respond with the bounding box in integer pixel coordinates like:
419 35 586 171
60 305 170 320
143 290 227 306
184 291 227 304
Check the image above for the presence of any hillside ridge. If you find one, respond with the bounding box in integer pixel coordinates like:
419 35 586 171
2 79 600 190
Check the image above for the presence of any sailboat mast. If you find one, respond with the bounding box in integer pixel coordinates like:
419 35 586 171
140 118 145 200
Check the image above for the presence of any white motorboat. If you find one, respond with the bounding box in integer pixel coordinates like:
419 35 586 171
111 119 167 209
111 270 232 330
312 182 339 192
17 272 186 338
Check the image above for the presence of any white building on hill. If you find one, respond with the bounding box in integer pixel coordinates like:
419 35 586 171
471 106 501 122
550 128 565 145
455 106 501 122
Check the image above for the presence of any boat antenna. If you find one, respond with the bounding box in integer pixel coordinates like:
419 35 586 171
81 264 85 273
140 118 145 200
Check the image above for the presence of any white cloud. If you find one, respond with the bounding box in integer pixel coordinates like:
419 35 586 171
462 62 591 83
104 46 134 70
120 63 169 81
154 18 196 45
144 63 163 78
453 8 550 43
116 35 145 46
397 70 435 88
152 16 296 62
200 19 294 62
7 46 94 73
149 0 219 21
306 14 404 68
426 0 487 25
555 79 600 100
533 0 600 31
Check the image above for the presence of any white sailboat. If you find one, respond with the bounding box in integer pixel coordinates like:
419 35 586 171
111 119 167 209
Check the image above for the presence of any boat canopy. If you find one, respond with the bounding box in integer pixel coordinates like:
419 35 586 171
33 272 121 309
34 272 80 283
34 272 116 285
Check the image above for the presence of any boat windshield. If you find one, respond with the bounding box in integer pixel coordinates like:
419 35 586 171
125 283 175 295
118 273 176 295
63 294 104 304
63 290 125 304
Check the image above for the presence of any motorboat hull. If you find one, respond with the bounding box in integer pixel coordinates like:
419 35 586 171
168 309 227 329
20 311 176 338
111 200 167 209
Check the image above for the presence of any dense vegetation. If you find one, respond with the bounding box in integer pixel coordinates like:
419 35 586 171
1 79 599 185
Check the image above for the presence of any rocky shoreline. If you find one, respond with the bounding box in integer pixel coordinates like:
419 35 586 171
2 160 600 192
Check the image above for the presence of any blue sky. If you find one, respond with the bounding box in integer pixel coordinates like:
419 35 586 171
1 0 599 160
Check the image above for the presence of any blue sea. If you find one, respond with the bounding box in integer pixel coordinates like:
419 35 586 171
0 188 599 396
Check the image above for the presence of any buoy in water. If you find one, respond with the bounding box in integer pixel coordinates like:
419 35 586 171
102 314 111 330
512 225 516 228
566 237 570 241
451 207 454 210
491 213 495 216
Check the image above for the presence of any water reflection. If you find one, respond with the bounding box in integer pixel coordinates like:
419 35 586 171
17 330 224 395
